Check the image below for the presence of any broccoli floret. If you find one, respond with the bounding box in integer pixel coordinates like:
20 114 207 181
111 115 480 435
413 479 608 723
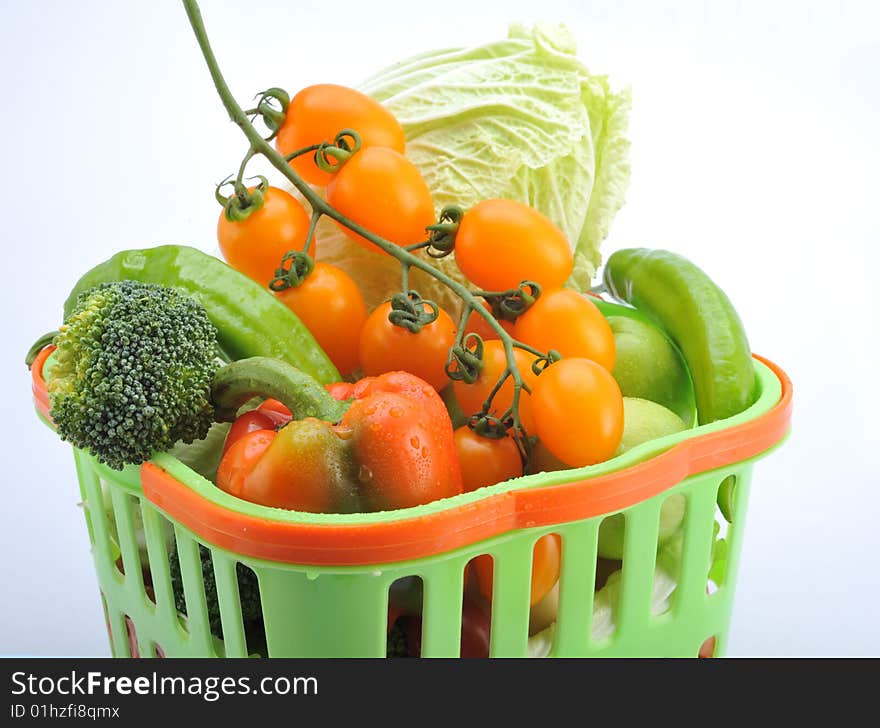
48 280 220 470
168 543 263 639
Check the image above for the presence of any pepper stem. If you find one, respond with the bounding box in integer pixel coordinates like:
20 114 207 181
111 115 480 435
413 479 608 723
211 357 349 423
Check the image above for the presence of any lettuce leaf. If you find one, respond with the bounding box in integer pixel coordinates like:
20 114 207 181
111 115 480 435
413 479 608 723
361 23 631 291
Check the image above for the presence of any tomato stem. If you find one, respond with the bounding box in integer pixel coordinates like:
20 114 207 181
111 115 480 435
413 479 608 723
183 0 551 447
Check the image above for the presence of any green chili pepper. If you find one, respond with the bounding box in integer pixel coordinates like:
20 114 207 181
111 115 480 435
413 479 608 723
62 245 339 385
603 248 756 424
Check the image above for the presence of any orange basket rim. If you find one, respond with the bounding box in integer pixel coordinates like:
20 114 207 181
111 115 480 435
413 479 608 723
31 346 792 566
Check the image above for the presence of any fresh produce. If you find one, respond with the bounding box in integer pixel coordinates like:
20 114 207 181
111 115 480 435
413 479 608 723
604 248 756 424
275 84 406 187
514 289 616 371
216 182 312 286
272 261 367 377
717 475 737 522
607 315 695 426
452 340 538 433
400 598 492 658
360 23 631 292
209 356 348 424
216 370 463 512
528 583 559 636
168 542 262 639
463 299 515 341
454 426 523 492
62 244 339 384
472 534 561 607
530 358 624 468
386 620 410 658
453 199 574 292
359 299 457 391
614 397 687 456
49 281 220 470
326 145 435 251
29 2 773 660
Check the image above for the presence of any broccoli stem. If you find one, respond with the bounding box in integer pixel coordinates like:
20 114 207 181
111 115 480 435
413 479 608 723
211 356 349 424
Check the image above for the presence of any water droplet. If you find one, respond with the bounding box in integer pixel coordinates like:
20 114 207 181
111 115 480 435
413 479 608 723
410 436 420 449
358 464 373 483
389 406 404 418
421 446 429 457
306 571 319 581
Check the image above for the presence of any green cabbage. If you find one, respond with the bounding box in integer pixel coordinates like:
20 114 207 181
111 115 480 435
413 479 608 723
361 22 631 291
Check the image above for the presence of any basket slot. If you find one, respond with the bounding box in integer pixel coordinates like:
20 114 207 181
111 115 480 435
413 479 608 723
173 528 216 655
109 489 146 598
136 631 157 658
106 609 131 658
617 497 662 633
714 468 752 602
488 539 534 657
650 493 688 619
553 520 600 656
420 566 465 657
139 502 179 629
673 478 718 617
210 551 248 658
74 450 118 582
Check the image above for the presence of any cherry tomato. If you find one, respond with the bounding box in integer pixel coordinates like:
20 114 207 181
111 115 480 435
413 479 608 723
454 427 522 492
326 147 435 252
454 199 573 292
275 262 368 376
257 398 293 424
359 300 456 391
452 340 538 432
514 288 616 371
404 598 491 658
276 84 406 187
531 358 624 467
325 382 355 401
472 534 561 607
216 429 276 499
223 410 276 454
463 300 515 341
217 186 312 287
525 439 570 475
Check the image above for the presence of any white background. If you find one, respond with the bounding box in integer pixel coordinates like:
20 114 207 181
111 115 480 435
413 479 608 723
1 0 877 656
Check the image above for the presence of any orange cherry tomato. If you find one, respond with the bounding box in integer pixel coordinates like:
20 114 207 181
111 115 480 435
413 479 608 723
514 288 616 371
452 340 538 432
326 147 435 252
217 186 312 287
531 358 624 467
472 534 561 606
358 301 456 391
275 262 368 376
463 300 515 341
275 84 405 187
454 199 573 292
454 427 523 492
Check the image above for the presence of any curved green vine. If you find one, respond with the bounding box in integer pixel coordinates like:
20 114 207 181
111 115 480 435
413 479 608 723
182 0 554 457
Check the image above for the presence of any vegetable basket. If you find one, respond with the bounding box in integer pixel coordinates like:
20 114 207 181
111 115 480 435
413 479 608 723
30 345 791 658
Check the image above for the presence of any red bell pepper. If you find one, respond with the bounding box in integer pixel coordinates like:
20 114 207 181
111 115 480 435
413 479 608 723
217 371 463 513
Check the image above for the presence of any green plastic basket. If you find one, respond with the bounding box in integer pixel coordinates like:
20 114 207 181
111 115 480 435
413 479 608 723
32 348 790 658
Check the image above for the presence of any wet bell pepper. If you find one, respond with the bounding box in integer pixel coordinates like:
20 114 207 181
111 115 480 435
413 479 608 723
217 371 463 513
